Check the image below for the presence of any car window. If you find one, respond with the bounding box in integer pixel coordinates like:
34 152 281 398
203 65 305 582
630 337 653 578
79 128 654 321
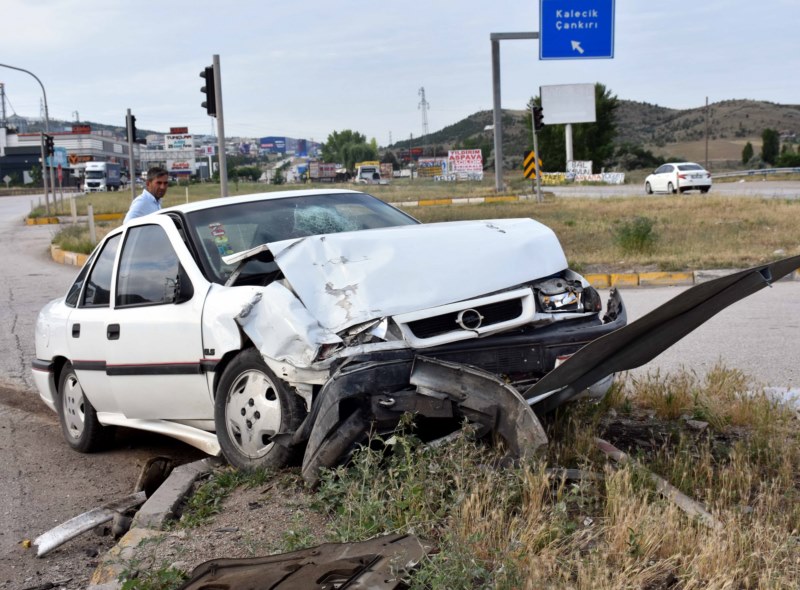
654 165 669 174
677 164 703 171
116 225 188 307
65 251 96 308
81 234 121 307
187 192 418 284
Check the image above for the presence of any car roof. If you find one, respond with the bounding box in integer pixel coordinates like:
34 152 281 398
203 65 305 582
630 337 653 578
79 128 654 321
157 188 368 216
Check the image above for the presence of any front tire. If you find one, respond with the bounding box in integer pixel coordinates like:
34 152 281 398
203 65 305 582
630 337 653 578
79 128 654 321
215 349 306 470
645 182 653 195
56 362 113 452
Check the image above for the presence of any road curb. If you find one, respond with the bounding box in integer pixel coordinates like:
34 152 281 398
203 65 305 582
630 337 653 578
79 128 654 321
87 458 220 590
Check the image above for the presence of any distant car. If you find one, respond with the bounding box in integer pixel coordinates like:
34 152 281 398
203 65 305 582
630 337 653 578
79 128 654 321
32 189 625 482
645 162 712 194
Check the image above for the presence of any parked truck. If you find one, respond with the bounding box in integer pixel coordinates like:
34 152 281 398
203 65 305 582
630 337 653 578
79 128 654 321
83 161 122 192
354 161 389 184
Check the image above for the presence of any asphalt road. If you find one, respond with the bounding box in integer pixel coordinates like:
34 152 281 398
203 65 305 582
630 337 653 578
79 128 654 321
0 194 204 589
547 178 800 198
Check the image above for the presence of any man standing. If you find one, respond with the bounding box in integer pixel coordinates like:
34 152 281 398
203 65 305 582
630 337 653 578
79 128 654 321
124 166 170 223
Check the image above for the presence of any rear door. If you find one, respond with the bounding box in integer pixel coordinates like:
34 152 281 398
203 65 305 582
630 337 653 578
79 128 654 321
67 233 122 413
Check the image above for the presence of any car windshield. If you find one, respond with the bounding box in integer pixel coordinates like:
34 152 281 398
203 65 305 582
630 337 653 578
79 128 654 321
186 192 419 284
677 164 703 171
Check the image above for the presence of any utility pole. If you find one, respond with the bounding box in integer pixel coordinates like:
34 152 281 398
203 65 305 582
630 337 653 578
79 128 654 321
0 63 54 211
704 96 709 170
0 83 6 128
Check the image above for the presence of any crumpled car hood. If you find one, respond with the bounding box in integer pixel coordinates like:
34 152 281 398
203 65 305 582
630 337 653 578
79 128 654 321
264 218 568 333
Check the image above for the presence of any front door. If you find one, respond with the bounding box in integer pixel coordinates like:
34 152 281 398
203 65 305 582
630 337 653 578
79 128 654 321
105 223 212 420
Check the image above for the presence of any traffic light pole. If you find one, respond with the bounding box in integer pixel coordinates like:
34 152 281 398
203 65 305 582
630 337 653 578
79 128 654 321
48 142 56 213
39 132 50 215
213 55 228 198
126 108 136 200
531 106 543 204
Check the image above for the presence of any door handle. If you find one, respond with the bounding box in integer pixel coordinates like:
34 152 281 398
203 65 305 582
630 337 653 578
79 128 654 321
107 324 120 340
72 323 80 338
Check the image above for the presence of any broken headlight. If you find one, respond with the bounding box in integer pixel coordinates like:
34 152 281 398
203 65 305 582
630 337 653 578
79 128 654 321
536 278 601 313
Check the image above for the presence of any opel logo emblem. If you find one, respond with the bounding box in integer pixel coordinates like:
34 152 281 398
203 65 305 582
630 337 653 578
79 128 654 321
456 309 484 330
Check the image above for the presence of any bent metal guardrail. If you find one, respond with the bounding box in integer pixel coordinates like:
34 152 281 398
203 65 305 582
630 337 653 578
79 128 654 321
712 167 800 179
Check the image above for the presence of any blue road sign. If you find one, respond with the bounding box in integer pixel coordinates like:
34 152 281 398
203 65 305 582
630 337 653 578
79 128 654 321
540 0 615 60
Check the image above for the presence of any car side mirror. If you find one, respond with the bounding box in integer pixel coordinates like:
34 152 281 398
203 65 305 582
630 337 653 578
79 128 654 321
173 264 195 304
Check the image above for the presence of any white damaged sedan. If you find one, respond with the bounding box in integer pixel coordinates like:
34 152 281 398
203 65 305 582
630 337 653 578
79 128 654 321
33 189 625 483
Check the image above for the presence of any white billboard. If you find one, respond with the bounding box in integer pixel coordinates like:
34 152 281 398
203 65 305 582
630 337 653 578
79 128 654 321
540 83 596 125
165 134 195 150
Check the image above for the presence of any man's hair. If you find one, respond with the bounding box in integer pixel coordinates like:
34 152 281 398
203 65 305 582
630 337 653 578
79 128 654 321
147 166 169 182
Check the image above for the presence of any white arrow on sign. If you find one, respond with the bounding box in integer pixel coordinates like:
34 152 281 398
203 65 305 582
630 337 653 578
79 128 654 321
571 40 585 54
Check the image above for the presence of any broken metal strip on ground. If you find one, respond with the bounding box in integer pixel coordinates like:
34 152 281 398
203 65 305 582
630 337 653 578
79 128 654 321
33 491 147 557
596 438 723 530
524 255 800 415
177 533 430 590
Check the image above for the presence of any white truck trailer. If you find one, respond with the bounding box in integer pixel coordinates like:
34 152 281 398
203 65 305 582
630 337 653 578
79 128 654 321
83 161 122 192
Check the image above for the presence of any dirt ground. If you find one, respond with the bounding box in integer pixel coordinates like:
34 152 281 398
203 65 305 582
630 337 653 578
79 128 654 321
120 475 329 584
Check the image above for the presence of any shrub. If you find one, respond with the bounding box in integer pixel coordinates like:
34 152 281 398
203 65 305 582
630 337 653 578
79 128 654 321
613 216 658 254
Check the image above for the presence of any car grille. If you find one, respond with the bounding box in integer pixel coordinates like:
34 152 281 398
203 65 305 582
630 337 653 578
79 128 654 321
406 299 523 339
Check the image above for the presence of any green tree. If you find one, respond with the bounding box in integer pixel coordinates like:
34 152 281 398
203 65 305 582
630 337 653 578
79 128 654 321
742 141 754 165
761 129 780 165
30 165 43 186
320 130 377 170
526 83 619 173
235 166 262 182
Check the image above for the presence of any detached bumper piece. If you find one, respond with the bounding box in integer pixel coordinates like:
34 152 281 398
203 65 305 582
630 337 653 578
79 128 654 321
300 356 548 486
178 533 430 590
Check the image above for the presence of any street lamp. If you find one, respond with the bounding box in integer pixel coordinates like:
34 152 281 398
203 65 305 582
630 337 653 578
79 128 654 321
0 62 54 213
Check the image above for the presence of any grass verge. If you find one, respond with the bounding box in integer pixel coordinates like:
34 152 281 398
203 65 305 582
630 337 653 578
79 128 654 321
49 182 800 270
124 367 799 589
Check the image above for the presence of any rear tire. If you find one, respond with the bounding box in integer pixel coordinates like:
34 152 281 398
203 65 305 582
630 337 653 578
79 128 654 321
215 349 306 470
668 182 676 194
701 187 710 194
56 362 113 452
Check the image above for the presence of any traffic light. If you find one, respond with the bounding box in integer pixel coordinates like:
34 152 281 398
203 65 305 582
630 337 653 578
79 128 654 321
127 113 137 144
200 65 216 117
44 134 55 156
533 106 544 132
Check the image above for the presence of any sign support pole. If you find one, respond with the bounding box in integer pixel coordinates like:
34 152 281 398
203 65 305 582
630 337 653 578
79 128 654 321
489 32 539 193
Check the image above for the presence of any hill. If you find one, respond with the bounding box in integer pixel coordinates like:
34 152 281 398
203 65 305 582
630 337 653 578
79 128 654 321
391 99 800 168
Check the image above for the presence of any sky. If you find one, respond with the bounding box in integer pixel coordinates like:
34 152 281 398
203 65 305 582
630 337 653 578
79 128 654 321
1 0 797 147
